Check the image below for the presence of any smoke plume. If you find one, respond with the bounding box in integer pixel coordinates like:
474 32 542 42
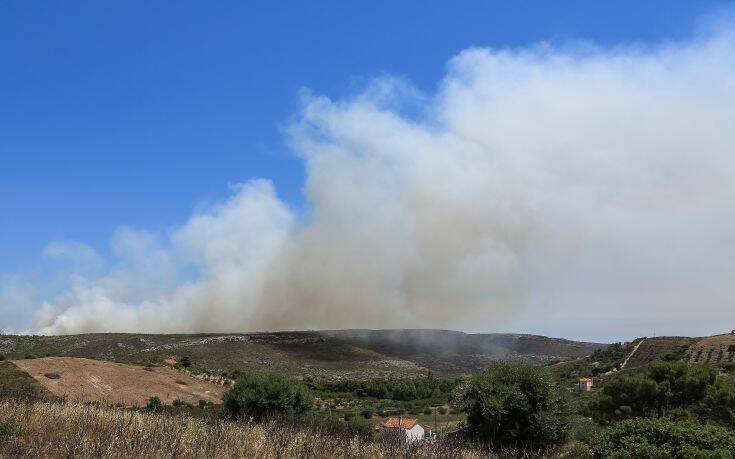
20 25 735 338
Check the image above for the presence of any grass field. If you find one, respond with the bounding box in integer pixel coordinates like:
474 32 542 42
0 400 488 458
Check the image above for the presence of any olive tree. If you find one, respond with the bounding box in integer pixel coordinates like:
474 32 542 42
455 362 571 450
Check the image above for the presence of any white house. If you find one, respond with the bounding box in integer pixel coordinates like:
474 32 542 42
578 377 593 392
383 417 425 443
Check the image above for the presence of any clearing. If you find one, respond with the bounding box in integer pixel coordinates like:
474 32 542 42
11 357 224 407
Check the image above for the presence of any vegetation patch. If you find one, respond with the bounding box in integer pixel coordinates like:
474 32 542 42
590 418 735 457
0 361 49 401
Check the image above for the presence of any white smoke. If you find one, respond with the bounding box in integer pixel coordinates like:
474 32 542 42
22 24 735 339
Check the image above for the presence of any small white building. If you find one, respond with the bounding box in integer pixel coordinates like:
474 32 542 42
578 377 593 392
383 417 425 443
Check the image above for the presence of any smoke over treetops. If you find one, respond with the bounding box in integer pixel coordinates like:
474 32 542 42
11 26 735 337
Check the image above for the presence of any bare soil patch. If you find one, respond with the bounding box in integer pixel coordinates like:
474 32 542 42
11 357 223 407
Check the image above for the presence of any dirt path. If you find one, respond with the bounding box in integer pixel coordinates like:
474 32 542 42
619 338 646 370
12 357 224 407
602 338 646 376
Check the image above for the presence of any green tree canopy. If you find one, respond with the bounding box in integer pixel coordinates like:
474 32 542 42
590 361 716 423
590 418 735 458
223 373 313 421
455 362 571 450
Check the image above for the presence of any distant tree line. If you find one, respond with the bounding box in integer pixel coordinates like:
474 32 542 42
303 375 461 402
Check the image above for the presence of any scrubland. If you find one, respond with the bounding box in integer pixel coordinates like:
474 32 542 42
0 400 489 458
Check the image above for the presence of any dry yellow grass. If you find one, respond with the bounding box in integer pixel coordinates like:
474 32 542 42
0 400 489 458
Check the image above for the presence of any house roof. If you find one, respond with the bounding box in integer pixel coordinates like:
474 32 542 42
383 417 419 429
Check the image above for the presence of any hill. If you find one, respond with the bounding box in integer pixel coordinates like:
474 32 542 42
0 329 606 378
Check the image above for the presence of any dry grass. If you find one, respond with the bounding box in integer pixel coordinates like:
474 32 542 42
0 400 491 458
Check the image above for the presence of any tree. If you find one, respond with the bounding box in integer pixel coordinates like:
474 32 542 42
223 373 313 421
455 362 571 450
145 396 163 413
702 378 735 427
590 418 735 457
589 362 717 423
180 356 191 368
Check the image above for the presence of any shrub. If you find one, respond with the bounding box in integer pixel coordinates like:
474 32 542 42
145 396 163 413
0 420 9 437
437 406 447 415
455 362 571 450
223 373 313 421
701 378 735 427
180 356 191 368
423 407 432 415
360 408 373 419
198 399 208 408
590 361 717 423
172 399 186 407
590 418 735 457
345 415 374 440
0 355 5 361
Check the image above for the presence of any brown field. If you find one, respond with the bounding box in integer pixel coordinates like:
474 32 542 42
688 334 735 365
0 400 491 458
11 357 224 407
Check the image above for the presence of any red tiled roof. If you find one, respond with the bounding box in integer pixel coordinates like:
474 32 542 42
383 417 418 429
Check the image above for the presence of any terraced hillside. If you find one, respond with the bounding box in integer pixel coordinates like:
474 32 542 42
0 330 606 378
623 336 697 369
688 333 735 365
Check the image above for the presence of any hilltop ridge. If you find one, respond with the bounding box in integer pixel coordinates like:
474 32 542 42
0 329 606 378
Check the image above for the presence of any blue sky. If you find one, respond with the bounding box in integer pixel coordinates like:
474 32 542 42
1 0 729 273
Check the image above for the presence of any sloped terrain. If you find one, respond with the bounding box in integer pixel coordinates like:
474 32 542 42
623 336 697 369
0 330 607 378
0 361 49 400
688 333 735 365
11 357 224 407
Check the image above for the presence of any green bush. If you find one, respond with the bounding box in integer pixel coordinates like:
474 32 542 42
455 362 571 450
145 396 163 413
223 373 313 421
0 420 9 437
180 356 191 368
590 418 735 458
437 406 447 415
0 355 5 361
701 378 735 427
590 361 717 423
360 408 373 419
346 416 374 439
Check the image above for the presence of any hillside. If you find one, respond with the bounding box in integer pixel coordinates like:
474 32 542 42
0 330 606 378
550 332 735 385
11 357 224 407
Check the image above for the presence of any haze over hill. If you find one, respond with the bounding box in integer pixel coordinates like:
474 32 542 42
0 329 606 378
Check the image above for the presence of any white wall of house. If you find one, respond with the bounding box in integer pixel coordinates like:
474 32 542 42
579 379 593 392
404 424 425 443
